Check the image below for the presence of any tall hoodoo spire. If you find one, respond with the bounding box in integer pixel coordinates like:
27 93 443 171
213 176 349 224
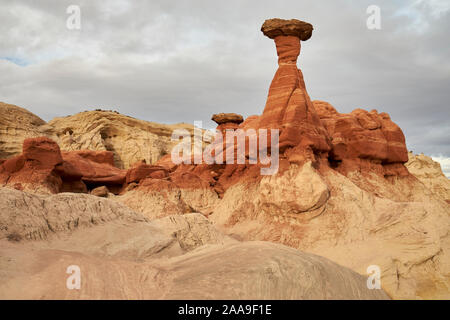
258 18 330 159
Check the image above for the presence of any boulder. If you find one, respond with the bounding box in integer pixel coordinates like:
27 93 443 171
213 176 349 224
211 113 244 125
261 18 313 41
91 186 109 197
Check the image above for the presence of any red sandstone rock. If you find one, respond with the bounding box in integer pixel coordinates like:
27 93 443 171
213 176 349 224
0 137 63 193
240 115 259 129
2 155 26 174
204 27 332 169
0 137 127 194
148 170 168 180
255 29 331 156
125 160 168 184
22 137 63 167
54 161 83 181
155 154 179 172
171 171 211 190
0 19 412 199
67 150 116 167
313 100 409 175
314 100 408 164
163 18 410 196
216 122 241 135
62 150 126 186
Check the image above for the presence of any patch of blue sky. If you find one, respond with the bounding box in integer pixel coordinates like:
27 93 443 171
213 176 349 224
392 0 450 24
1 55 30 66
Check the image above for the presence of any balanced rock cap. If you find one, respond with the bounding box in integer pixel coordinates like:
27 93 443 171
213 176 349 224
261 18 313 41
211 113 244 125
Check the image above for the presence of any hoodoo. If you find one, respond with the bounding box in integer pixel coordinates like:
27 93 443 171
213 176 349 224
0 18 448 300
257 19 331 160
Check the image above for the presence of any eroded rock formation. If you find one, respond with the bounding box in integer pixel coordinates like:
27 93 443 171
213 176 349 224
0 137 126 194
406 152 450 203
314 100 409 176
0 18 448 300
254 19 331 159
0 188 389 300
0 105 195 169
121 18 447 299
0 137 64 194
49 110 197 169
0 102 54 159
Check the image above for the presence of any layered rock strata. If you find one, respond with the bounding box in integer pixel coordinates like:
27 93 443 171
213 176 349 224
0 18 448 300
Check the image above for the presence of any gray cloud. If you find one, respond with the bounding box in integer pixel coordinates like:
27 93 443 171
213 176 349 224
0 0 449 160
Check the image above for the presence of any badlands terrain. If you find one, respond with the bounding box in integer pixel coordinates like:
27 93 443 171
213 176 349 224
0 18 449 300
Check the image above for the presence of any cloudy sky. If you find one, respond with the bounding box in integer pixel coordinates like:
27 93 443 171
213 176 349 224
0 0 449 175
